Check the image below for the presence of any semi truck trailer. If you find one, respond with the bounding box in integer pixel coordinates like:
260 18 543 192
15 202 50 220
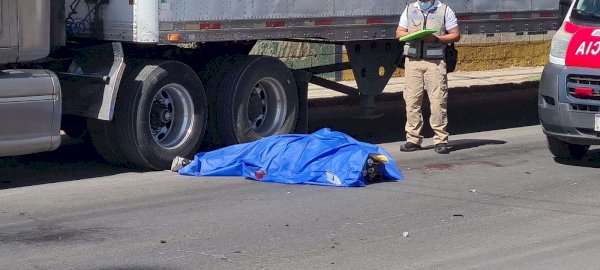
0 0 561 170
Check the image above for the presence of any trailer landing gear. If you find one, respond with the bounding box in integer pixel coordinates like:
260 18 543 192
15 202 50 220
302 39 404 119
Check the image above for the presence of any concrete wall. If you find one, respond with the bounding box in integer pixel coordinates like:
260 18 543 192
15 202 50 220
251 31 554 81
250 41 338 80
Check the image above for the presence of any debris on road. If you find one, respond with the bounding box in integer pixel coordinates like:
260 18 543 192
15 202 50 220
171 156 192 172
403 232 409 237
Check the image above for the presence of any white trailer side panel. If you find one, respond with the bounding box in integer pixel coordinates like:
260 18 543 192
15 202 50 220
159 0 337 21
135 1 159 42
65 0 560 43
160 0 559 21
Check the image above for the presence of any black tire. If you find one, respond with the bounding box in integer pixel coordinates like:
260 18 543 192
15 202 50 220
198 55 246 149
217 55 298 145
87 118 127 164
61 115 89 139
62 115 98 154
89 61 208 170
547 136 589 160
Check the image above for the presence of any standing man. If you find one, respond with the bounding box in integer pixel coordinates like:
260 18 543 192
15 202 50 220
396 0 460 154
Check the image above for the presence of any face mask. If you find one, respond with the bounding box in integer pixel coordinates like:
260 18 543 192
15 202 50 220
418 0 433 11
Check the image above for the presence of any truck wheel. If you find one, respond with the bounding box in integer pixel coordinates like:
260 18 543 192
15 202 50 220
547 136 589 160
217 56 298 145
198 55 246 149
91 61 207 170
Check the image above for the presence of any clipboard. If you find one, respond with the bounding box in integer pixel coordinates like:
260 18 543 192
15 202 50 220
399 29 437 42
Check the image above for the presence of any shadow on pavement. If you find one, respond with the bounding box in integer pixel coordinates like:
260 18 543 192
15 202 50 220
553 149 600 168
308 81 539 144
448 139 507 152
0 137 131 189
411 139 506 152
94 267 176 270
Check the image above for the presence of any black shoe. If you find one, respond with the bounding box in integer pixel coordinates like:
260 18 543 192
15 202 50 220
434 143 450 154
400 142 422 152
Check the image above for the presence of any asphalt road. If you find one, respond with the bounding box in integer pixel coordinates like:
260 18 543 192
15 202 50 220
1 84 600 270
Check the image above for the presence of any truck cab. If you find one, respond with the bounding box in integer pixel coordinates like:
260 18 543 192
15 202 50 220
539 0 600 160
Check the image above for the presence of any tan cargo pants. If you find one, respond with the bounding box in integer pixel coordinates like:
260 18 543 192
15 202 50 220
403 57 449 145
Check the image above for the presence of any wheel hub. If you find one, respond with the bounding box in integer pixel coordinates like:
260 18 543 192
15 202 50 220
148 84 195 149
245 78 286 136
247 87 266 127
161 109 172 123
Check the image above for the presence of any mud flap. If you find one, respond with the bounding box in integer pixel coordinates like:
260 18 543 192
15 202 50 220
59 42 125 121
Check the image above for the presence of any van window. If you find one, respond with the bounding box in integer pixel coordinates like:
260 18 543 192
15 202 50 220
572 0 600 23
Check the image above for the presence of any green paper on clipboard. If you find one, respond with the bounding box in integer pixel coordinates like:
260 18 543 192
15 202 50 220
399 29 437 42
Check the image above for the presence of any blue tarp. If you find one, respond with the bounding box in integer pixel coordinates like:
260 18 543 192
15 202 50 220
179 128 403 187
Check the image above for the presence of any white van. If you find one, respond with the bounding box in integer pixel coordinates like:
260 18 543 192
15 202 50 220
539 0 600 159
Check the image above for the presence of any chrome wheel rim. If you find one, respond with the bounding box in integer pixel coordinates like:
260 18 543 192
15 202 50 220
245 77 287 137
149 83 194 149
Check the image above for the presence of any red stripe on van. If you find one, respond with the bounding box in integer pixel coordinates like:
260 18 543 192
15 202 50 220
564 21 581 34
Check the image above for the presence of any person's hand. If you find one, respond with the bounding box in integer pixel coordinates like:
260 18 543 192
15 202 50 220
421 34 439 43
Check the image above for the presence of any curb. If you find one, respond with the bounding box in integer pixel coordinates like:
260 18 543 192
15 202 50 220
308 80 540 107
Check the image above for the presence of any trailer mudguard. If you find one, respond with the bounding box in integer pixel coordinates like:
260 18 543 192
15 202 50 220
60 42 125 121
